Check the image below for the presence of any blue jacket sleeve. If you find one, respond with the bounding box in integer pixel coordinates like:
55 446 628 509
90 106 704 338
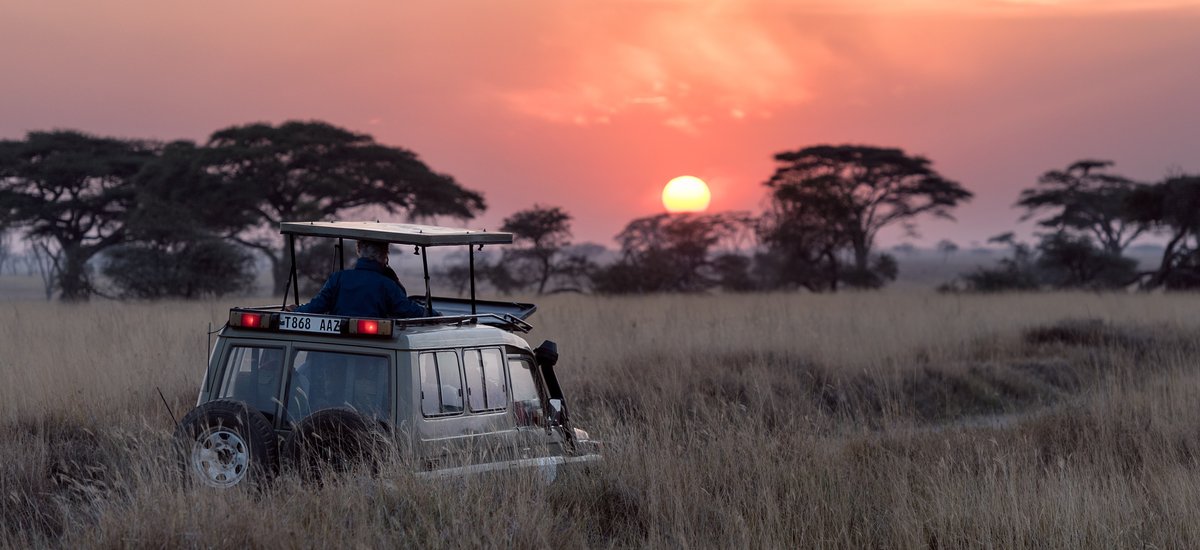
295 273 339 313
387 281 437 318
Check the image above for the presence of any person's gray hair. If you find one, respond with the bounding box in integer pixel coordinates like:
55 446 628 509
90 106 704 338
356 240 389 263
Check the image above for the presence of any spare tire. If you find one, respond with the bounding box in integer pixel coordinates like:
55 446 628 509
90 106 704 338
174 399 279 489
282 408 387 481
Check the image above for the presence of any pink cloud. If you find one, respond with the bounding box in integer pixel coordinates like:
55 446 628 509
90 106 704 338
494 3 831 133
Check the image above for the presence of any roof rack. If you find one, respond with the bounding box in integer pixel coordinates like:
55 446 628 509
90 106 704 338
395 313 534 333
280 221 512 247
278 221 514 318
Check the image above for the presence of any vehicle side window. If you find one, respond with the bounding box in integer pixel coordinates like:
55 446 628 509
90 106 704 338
220 346 285 420
508 358 543 427
420 351 464 416
464 348 507 412
284 350 390 423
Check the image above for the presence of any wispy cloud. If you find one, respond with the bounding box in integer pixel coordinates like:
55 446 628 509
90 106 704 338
497 2 832 132
493 0 1199 134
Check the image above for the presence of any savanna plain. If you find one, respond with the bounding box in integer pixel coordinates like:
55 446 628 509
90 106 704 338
3 292 1200 548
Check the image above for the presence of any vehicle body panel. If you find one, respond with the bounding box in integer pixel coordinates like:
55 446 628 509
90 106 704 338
198 311 596 475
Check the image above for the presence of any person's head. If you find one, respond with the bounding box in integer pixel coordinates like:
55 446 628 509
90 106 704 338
356 239 390 265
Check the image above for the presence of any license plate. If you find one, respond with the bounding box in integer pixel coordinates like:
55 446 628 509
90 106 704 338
279 314 343 334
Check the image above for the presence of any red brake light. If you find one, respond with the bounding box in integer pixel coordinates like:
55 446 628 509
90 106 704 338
227 310 278 330
356 320 378 334
348 318 392 337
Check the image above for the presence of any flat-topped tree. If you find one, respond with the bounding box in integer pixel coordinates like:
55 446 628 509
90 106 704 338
1017 160 1145 255
0 131 154 300
500 205 574 295
764 145 972 288
1126 174 1200 289
203 120 486 294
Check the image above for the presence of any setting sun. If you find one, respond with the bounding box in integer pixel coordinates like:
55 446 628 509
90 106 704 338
662 176 712 213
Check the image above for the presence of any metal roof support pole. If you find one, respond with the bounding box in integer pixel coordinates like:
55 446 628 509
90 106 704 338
469 244 477 315
281 267 291 310
289 234 300 306
336 237 345 271
420 245 433 316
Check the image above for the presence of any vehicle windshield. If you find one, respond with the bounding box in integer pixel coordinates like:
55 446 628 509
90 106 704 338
284 350 391 424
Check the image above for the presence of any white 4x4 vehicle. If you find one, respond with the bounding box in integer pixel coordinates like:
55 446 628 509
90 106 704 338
174 221 600 488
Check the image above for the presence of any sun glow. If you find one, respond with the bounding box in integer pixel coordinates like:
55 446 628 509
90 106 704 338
662 176 711 213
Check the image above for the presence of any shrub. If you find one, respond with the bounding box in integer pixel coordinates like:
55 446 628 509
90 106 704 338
102 239 256 299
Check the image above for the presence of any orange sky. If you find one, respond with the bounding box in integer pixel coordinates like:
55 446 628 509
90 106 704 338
2 0 1198 248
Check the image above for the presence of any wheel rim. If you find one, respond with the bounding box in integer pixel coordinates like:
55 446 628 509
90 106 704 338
190 426 251 488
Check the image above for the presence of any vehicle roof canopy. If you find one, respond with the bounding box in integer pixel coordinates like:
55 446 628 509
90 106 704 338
280 221 512 247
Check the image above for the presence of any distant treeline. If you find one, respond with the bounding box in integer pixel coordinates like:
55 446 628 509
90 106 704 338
1 121 1197 300
940 161 1200 292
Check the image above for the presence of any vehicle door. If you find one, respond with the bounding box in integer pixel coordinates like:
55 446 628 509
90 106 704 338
506 351 562 455
280 344 395 431
415 346 528 469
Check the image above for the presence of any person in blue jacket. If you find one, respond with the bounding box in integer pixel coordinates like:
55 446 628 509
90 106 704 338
286 239 435 318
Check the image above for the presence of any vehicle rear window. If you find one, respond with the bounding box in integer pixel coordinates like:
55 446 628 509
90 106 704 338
464 348 507 412
220 346 286 420
420 351 464 416
284 350 390 423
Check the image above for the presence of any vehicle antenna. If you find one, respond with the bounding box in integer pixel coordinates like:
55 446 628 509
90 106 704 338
157 386 180 431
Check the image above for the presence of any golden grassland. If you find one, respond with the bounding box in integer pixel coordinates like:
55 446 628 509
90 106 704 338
3 292 1200 547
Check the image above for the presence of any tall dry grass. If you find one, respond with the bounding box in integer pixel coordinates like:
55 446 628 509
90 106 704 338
2 292 1200 548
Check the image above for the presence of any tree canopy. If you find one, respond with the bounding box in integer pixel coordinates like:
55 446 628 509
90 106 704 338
0 131 154 300
1017 160 1144 255
1125 174 1200 289
102 141 258 299
202 120 486 293
761 145 971 289
499 205 574 294
592 212 750 294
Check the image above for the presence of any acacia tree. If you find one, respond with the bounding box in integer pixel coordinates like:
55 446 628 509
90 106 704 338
0 131 153 300
1126 174 1200 289
763 145 971 289
1017 160 1145 255
500 205 573 294
202 121 486 294
103 141 258 298
592 212 748 294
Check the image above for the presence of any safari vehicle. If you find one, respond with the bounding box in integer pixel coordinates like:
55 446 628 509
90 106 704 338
174 221 600 488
